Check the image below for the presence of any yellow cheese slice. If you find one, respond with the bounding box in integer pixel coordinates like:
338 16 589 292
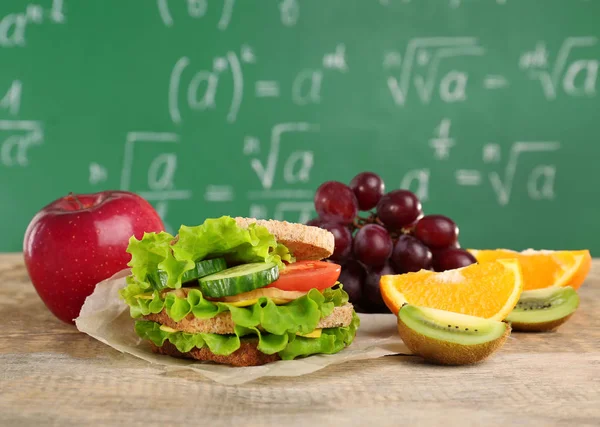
159 325 178 333
296 329 322 338
212 287 307 303
226 297 292 307
141 287 308 307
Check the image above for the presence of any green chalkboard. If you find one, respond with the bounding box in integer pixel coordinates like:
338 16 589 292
1 0 599 254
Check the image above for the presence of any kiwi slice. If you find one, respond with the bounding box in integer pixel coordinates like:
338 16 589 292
506 286 579 332
398 304 510 365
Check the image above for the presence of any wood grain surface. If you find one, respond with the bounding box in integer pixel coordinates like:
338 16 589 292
1 253 599 426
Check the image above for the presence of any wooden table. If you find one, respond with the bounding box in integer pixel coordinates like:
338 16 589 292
1 253 599 426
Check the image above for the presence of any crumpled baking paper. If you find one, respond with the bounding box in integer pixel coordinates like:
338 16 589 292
75 269 410 385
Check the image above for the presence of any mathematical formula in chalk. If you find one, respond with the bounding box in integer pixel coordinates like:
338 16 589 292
401 118 560 206
520 38 599 100
384 36 598 105
200 122 318 223
2 0 597 234
0 80 44 167
157 0 301 30
116 132 192 234
0 0 64 48
168 43 346 124
163 35 598 126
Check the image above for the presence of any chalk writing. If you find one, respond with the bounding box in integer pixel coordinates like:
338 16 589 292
273 202 314 223
386 37 485 105
0 120 43 167
158 0 235 30
489 142 560 205
527 165 556 201
154 201 173 234
455 169 482 186
249 204 268 220
247 201 314 223
158 0 299 30
204 185 234 202
400 169 430 202
89 162 107 185
483 75 509 89
255 80 280 98
148 153 177 191
453 141 560 205
429 118 455 159
245 122 319 190
247 189 314 200
279 0 299 27
483 143 501 163
292 69 322 105
168 46 252 124
120 132 191 228
520 37 599 99
323 44 348 72
0 80 21 116
0 0 65 47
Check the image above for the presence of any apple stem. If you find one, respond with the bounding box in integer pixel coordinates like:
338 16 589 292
68 192 84 209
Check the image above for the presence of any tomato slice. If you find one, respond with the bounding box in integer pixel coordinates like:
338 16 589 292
267 261 341 292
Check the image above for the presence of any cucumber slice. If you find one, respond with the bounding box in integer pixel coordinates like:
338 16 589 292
149 257 227 289
199 262 279 298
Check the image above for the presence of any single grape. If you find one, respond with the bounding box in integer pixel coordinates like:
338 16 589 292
376 190 422 230
430 240 461 258
320 222 352 263
314 181 358 224
338 260 365 304
353 224 393 267
363 263 395 313
433 248 476 272
414 214 459 248
349 171 385 211
391 235 432 274
306 217 324 227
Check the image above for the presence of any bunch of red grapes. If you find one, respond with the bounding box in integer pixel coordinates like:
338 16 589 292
308 172 477 313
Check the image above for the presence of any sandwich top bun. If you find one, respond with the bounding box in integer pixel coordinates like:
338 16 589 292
234 217 334 261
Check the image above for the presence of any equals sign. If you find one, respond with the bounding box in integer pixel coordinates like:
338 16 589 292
455 169 482 186
255 80 280 97
483 75 509 89
204 185 234 202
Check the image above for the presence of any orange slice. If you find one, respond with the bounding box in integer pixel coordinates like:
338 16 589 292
468 249 591 291
380 259 523 321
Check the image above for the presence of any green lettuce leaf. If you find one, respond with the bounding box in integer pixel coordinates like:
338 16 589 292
134 311 360 359
237 326 290 355
125 285 349 337
135 321 207 353
126 231 194 290
278 312 360 360
124 216 295 295
273 243 294 264
171 216 293 270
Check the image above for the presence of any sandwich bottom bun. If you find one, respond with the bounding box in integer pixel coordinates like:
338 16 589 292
150 340 280 367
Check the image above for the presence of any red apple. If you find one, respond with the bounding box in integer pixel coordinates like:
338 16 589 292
23 191 164 324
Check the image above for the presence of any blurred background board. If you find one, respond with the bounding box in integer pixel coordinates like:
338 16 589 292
1 0 599 253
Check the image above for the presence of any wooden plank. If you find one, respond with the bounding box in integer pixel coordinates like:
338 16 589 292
1 254 599 426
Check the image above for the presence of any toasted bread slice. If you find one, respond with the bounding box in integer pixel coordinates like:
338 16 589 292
143 303 354 334
149 340 280 366
234 217 334 261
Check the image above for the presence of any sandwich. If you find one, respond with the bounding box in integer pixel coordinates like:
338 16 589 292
120 216 359 366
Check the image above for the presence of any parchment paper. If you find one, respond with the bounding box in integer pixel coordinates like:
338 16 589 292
75 269 410 385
